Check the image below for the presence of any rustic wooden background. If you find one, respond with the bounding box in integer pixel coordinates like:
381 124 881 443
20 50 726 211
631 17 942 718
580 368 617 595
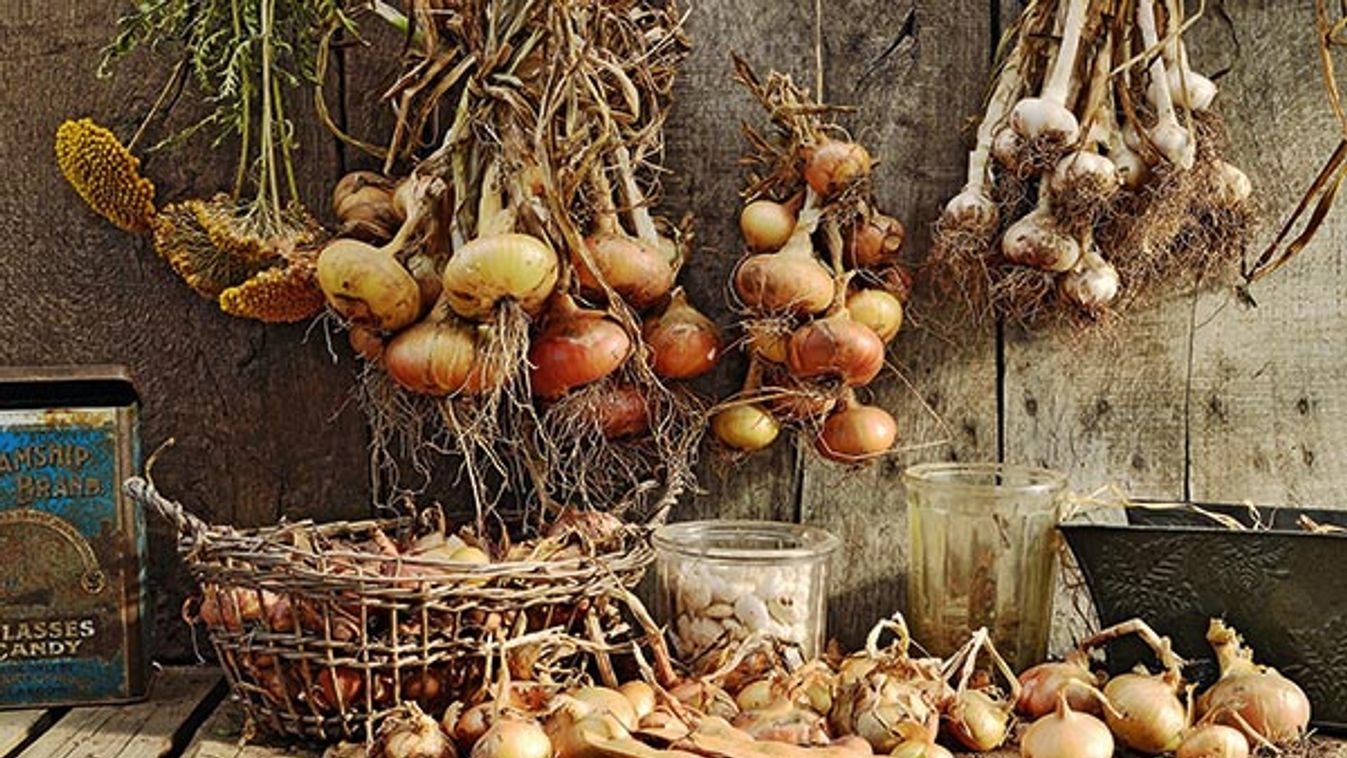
2 0 1342 660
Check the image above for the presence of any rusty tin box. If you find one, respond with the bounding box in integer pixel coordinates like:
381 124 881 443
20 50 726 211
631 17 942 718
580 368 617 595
0 366 148 708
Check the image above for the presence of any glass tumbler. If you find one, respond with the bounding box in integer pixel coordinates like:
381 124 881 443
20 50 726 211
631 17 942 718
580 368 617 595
653 520 840 662
903 462 1065 670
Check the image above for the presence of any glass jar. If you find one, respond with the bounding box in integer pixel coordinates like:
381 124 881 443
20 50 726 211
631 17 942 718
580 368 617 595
653 520 840 662
903 462 1065 671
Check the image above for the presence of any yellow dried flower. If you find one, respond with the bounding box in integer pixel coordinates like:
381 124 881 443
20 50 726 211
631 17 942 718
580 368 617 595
151 199 259 298
55 118 157 234
219 260 324 323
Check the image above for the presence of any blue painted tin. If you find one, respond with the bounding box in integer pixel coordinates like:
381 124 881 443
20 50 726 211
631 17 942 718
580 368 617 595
0 366 148 708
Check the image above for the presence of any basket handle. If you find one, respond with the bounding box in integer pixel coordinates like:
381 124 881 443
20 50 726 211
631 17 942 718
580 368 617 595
123 476 210 540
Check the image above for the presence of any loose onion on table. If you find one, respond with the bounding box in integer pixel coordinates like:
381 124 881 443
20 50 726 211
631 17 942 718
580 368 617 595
470 717 551 758
377 702 457 758
1176 723 1250 758
1017 649 1099 719
941 627 1021 752
1080 617 1191 755
1197 619 1311 745
1020 692 1114 758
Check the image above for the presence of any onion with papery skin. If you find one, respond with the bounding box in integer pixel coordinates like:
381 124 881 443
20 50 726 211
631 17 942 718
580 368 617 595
891 739 955 758
349 325 385 362
384 306 496 396
333 171 403 243
733 701 830 745
1102 671 1189 754
470 717 551 758
576 219 675 311
1176 724 1249 758
946 688 1013 752
377 702 457 758
452 703 494 749
442 233 558 320
712 404 780 452
1017 650 1098 719
736 679 782 712
741 199 798 252
317 238 422 331
1197 619 1311 745
316 667 362 711
1020 692 1113 758
572 686 640 731
529 295 631 399
817 398 897 463
745 322 790 363
846 289 903 343
846 211 906 269
643 288 721 379
787 311 886 387
618 681 657 720
594 385 650 440
804 139 873 196
735 200 835 315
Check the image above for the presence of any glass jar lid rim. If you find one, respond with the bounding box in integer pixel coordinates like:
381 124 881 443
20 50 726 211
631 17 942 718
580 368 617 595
901 461 1067 493
653 519 840 560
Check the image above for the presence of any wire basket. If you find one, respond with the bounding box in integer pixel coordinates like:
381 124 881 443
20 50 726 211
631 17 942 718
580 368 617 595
125 476 670 744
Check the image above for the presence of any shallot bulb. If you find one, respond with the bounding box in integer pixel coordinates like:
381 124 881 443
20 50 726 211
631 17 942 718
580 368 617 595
741 198 798 252
1102 671 1189 754
816 396 897 463
1197 619 1311 744
846 288 904 343
946 688 1013 752
528 295 631 399
1176 723 1249 758
786 310 886 387
642 288 721 379
712 404 781 452
1017 651 1098 719
593 385 650 440
576 214 675 311
377 703 457 758
846 210 906 269
803 138 873 196
1020 692 1114 758
384 301 499 396
735 198 835 315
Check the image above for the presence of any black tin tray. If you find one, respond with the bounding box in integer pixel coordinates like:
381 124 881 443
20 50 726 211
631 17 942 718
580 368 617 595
1060 504 1347 733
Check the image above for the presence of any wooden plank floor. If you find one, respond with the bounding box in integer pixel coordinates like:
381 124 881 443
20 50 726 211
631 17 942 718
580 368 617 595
4 667 1345 758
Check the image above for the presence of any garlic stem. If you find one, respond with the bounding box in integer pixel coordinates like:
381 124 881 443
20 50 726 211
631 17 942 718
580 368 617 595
1044 0 1088 107
1137 0 1195 168
1009 0 1086 144
968 45 1028 190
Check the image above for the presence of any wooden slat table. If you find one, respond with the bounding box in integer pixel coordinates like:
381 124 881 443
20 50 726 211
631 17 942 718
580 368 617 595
4 667 1345 758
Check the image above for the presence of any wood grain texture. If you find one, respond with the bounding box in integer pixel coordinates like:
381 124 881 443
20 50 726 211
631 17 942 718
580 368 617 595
0 709 61 758
182 701 321 758
0 0 371 661
1185 0 1347 507
795 0 1000 649
15 668 222 758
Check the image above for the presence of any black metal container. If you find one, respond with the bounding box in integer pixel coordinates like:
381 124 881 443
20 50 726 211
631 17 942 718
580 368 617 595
1060 504 1347 732
0 366 148 708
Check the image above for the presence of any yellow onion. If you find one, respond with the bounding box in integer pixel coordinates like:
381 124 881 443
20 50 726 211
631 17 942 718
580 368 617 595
471 717 551 758
1020 692 1114 758
529 295 631 399
384 302 500 396
736 679 783 712
1102 671 1189 754
576 217 674 311
317 238 422 331
642 288 721 379
816 397 897 461
571 686 640 731
846 289 903 343
333 170 403 243
946 688 1013 752
377 702 457 758
1197 619 1311 745
745 321 790 363
891 738 955 758
740 198 798 252
1017 650 1098 719
846 211 906 269
441 233 558 320
735 203 834 315
1176 724 1249 758
546 709 629 758
712 404 780 452
803 139 873 196
787 311 886 387
618 681 657 721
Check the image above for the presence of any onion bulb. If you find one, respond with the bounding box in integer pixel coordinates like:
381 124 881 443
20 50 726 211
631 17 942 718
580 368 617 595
817 396 897 463
571 686 639 731
470 717 551 758
385 302 499 396
804 139 873 196
349 326 386 362
452 703 494 748
441 233 558 320
529 295 631 399
735 679 782 712
846 211 906 269
787 311 886 386
333 171 403 243
1020 692 1114 758
642 288 721 379
712 404 780 452
317 238 422 331
1176 724 1249 758
1197 619 1311 745
1102 671 1189 754
593 385 650 440
735 200 835 315
377 702 457 758
618 681 657 720
946 688 1012 752
846 289 903 343
316 666 363 711
741 199 798 252
576 218 674 311
891 739 955 758
1017 651 1098 719
745 321 790 363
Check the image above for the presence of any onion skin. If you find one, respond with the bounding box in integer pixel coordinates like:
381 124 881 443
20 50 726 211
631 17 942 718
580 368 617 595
891 739 955 758
1020 693 1113 758
378 703 457 758
946 689 1012 751
846 289 903 343
712 404 781 452
470 717 551 758
441 233 558 320
316 667 363 712
735 251 835 316
452 703 494 749
1017 657 1100 719
594 385 650 440
572 686 640 732
1102 673 1188 754
643 289 721 379
529 298 631 399
317 238 422 331
575 231 674 311
333 171 403 243
618 681 657 720
1176 724 1249 758
384 315 490 396
787 313 886 387
1197 619 1311 745
817 402 897 463
846 212 906 269
741 200 797 252
804 140 873 196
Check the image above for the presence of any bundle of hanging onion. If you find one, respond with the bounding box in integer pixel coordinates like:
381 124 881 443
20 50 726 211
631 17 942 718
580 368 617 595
714 58 911 464
931 0 1255 325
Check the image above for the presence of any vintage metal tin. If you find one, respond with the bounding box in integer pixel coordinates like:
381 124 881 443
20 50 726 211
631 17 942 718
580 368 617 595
0 366 147 708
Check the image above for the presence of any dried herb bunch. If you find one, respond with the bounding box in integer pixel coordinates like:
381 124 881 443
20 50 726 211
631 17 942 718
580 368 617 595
930 0 1255 328
319 0 716 522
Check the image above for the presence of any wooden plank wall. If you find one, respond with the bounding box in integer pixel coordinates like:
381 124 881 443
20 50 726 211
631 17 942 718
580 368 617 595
2 0 1344 659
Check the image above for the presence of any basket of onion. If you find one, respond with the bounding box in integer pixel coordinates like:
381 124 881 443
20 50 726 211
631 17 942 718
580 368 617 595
125 475 667 744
